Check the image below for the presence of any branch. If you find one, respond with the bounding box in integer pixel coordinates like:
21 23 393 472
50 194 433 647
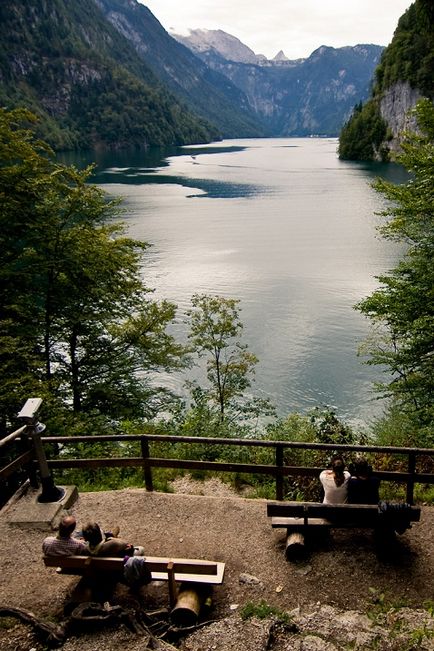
0 606 65 647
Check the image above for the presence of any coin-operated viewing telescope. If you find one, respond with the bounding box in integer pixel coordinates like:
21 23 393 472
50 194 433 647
17 398 65 503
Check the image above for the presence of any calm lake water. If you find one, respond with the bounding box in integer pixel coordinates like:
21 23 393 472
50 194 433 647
64 138 407 425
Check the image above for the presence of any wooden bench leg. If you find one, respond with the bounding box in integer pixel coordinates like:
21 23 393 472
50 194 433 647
167 562 177 608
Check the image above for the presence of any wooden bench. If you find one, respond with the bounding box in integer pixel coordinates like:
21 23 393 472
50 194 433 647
267 501 421 560
44 555 225 623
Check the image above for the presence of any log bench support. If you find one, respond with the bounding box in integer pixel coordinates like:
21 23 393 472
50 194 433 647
267 501 421 560
43 555 225 625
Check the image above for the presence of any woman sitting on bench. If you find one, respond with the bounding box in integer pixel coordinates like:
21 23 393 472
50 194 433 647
319 455 351 504
82 522 144 558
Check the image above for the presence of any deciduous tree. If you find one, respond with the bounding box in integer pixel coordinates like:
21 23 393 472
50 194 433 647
357 99 434 440
187 294 274 425
0 108 185 430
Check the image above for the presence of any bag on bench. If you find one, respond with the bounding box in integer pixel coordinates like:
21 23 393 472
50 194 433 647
123 556 152 587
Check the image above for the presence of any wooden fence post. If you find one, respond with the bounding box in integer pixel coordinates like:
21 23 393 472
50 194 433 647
406 453 416 505
275 444 284 501
140 438 153 492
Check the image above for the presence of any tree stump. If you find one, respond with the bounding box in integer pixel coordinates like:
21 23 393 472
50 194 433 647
285 532 306 560
170 585 204 627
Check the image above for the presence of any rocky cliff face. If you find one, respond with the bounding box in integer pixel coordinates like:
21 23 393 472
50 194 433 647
380 81 423 152
95 0 266 138
339 0 433 160
181 37 384 137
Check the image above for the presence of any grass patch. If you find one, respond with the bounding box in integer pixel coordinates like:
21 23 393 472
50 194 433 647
240 600 291 624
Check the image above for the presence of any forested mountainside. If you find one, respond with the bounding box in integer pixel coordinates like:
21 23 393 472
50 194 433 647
176 29 383 137
0 0 219 150
95 0 266 138
0 0 385 150
339 0 434 161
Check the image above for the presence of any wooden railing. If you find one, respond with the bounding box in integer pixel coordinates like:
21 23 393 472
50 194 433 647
44 433 434 504
2 430 434 505
0 424 38 506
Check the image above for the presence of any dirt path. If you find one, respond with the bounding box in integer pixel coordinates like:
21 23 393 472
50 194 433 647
0 483 433 649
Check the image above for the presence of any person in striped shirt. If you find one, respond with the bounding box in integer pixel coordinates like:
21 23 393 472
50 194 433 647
42 515 89 556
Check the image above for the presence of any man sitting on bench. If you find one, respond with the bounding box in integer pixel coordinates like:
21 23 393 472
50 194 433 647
42 515 89 557
348 456 380 504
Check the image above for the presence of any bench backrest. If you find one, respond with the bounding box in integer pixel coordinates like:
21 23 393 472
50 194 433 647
267 501 421 523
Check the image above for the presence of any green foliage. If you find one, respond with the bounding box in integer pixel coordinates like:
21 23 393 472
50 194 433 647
0 108 186 433
370 405 433 449
338 100 389 161
0 0 218 150
186 294 275 425
365 589 434 651
339 0 433 161
357 100 434 438
240 600 291 623
309 406 358 445
374 0 434 97
265 408 362 501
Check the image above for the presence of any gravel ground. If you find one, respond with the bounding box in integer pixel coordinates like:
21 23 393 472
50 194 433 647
0 478 433 650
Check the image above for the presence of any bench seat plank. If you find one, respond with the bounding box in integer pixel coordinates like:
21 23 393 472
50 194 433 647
271 516 332 528
43 555 225 584
267 501 421 523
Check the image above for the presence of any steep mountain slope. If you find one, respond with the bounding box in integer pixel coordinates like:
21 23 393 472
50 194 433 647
95 0 267 138
339 0 433 160
0 0 218 149
175 29 383 137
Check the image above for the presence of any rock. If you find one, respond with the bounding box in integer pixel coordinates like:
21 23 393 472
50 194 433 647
294 564 312 576
379 81 423 154
239 572 261 585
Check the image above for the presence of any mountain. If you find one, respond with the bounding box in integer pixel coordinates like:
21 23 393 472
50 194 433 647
174 28 267 64
0 0 393 150
0 0 219 150
94 0 267 138
175 29 384 137
339 0 434 160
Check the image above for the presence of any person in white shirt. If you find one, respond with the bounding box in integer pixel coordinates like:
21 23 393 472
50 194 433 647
319 455 351 504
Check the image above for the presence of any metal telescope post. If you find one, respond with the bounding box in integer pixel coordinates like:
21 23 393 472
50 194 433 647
17 398 65 503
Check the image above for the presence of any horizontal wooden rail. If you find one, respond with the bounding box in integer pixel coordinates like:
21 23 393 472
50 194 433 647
45 456 434 485
0 425 27 449
2 429 434 505
39 434 434 503
41 433 434 456
0 450 33 480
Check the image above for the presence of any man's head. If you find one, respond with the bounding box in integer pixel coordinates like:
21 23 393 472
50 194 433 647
58 515 77 538
353 456 371 478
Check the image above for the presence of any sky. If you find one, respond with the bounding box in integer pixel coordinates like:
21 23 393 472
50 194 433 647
141 0 413 60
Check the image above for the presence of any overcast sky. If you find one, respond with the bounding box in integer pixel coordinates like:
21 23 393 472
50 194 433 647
141 0 413 59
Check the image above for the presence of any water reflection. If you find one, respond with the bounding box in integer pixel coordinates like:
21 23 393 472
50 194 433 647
59 138 406 423
93 170 263 198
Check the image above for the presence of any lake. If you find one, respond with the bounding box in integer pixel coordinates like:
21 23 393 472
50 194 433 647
64 138 407 425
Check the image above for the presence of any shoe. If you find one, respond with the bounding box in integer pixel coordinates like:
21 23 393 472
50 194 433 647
111 526 120 538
